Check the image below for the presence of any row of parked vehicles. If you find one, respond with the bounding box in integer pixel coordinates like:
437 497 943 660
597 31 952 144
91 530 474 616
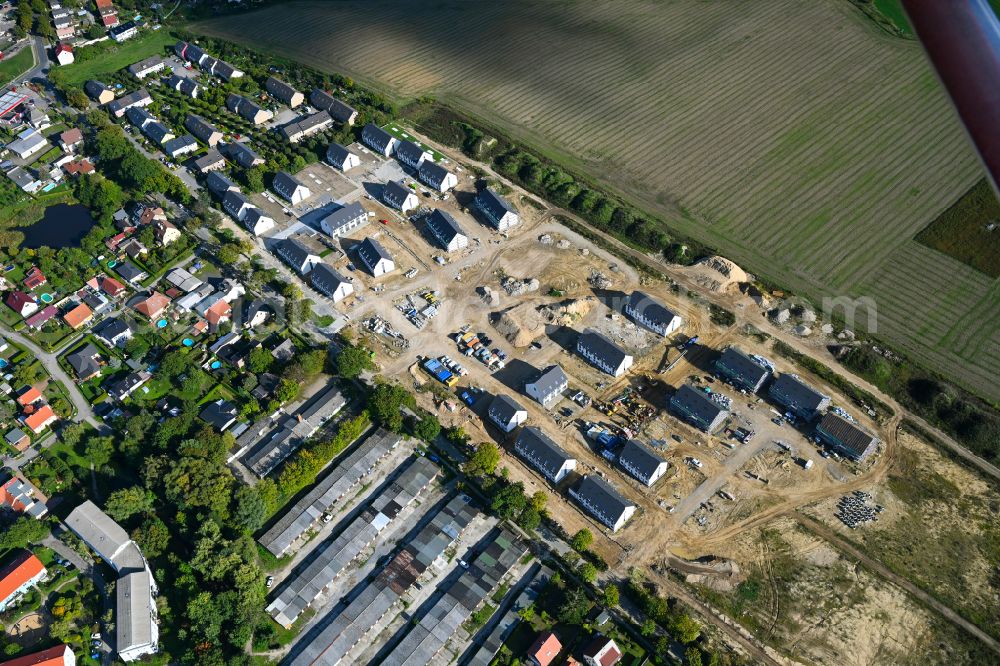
452 326 507 371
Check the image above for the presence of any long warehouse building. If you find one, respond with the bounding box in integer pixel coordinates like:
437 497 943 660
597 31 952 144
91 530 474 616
382 528 528 666
285 495 479 666
266 456 440 627
259 428 401 557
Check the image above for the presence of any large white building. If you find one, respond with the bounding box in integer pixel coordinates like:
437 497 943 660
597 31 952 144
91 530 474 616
356 237 395 277
624 291 682 336
310 264 354 303
426 209 468 252
320 202 368 238
272 171 311 205
576 330 633 377
524 364 568 408
475 188 520 231
514 427 576 484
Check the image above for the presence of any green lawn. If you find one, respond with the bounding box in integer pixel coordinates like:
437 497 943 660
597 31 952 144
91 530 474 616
383 122 446 162
0 47 35 85
871 0 1000 36
61 30 178 86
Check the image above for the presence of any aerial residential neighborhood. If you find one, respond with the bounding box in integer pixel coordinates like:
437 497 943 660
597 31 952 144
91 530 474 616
0 1 995 666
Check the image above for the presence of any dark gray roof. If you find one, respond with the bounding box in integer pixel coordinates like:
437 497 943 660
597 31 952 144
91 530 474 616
322 201 365 235
221 142 263 168
193 149 225 171
212 60 241 80
310 263 351 294
107 371 151 400
817 413 878 459
618 439 666 480
167 74 198 97
200 399 238 429
383 180 413 206
357 237 393 269
310 89 357 123
206 171 237 196
514 427 573 480
419 160 453 187
125 106 154 127
671 384 727 425
476 188 515 220
226 93 266 121
67 343 101 377
426 209 466 246
488 394 525 425
280 110 332 141
715 347 771 391
185 114 220 143
106 89 151 115
95 317 131 342
577 330 629 368
223 189 253 215
84 80 111 100
626 291 679 328
571 475 634 523
326 142 356 167
276 238 317 268
163 135 197 155
362 123 394 151
272 171 306 199
528 365 567 396
395 139 429 164
266 76 300 104
115 261 145 283
128 56 163 76
144 122 173 144
769 374 829 414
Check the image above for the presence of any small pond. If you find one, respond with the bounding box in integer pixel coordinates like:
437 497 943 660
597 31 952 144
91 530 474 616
18 203 97 249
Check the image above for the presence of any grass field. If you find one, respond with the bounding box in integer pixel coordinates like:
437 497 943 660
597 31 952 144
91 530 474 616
61 30 176 86
192 0 1000 402
915 179 1000 278
0 46 34 85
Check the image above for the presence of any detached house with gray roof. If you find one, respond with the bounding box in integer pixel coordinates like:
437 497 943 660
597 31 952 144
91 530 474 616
272 171 311 205
107 89 152 118
362 123 396 156
326 142 360 171
419 160 458 192
670 384 728 432
383 180 419 212
163 135 198 159
85 80 115 105
310 264 354 303
207 171 238 198
715 346 772 393
618 439 669 486
577 330 633 377
488 394 528 433
624 291 682 337
769 374 830 421
226 93 273 125
221 142 264 168
193 149 226 174
128 56 166 79
524 364 568 408
426 209 468 252
223 190 255 222
514 427 576 484
244 208 275 236
395 140 432 170
266 76 303 107
320 201 367 238
570 475 636 532
476 188 520 232
185 114 223 147
356 237 394 276
276 238 321 275
310 89 358 125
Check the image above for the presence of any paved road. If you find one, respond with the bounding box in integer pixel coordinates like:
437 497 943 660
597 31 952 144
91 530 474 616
794 513 1000 656
12 36 47 84
1 326 104 432
670 436 771 523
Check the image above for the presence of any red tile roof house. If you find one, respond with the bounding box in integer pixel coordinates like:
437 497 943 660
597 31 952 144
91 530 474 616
62 303 93 330
95 0 118 27
0 476 48 519
133 292 170 320
16 387 43 407
0 644 75 666
5 291 38 318
23 404 58 435
23 266 46 290
528 632 563 666
25 305 58 329
98 275 127 297
105 232 128 252
59 128 83 152
582 636 623 666
63 158 95 176
0 551 47 612
205 300 231 328
139 206 167 226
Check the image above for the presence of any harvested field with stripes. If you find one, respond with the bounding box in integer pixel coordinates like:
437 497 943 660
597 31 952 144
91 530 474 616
193 0 1000 401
